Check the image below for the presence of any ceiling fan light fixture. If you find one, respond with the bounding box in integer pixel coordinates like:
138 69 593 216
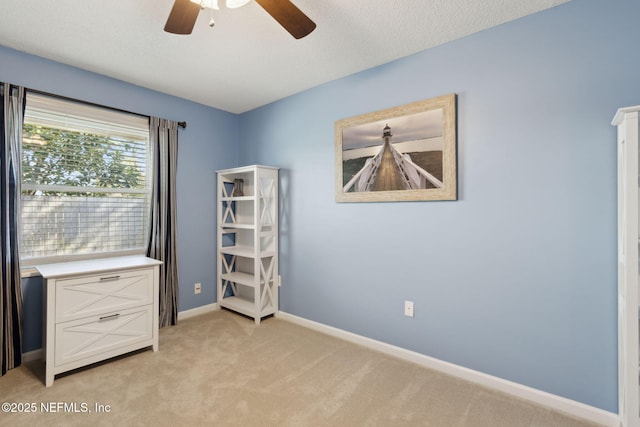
189 0 219 10
226 0 251 8
166 0 315 38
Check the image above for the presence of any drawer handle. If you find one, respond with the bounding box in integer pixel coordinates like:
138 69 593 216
99 313 120 321
100 275 121 282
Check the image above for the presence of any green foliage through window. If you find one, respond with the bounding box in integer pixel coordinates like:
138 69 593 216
22 123 147 196
20 94 151 262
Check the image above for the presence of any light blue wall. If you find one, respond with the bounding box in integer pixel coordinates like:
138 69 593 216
0 45 239 350
237 0 640 412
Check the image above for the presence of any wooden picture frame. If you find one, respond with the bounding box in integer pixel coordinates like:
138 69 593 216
335 94 457 202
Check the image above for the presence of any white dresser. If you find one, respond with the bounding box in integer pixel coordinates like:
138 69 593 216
36 255 162 387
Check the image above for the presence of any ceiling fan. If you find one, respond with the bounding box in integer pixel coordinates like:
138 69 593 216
164 0 316 39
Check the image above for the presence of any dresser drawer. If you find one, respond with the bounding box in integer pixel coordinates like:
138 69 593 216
55 305 153 367
55 269 153 323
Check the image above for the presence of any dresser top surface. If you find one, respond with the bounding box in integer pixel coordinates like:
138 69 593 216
35 255 162 279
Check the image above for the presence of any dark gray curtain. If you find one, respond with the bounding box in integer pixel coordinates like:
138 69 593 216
1 83 24 375
147 117 179 327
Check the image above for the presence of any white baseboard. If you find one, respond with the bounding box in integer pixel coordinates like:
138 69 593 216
177 302 219 321
22 348 44 362
278 311 618 427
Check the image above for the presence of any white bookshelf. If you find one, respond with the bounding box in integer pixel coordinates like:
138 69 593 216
216 165 279 324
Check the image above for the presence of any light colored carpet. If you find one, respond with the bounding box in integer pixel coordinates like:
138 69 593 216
1 310 603 426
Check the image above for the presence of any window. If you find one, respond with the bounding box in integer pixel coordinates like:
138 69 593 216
21 93 152 264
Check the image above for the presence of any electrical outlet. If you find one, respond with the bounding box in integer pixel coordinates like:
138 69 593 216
404 300 414 317
194 283 201 295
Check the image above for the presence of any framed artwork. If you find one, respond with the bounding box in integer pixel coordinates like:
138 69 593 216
335 93 457 202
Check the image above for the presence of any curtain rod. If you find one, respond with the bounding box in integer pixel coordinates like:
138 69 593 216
25 88 187 129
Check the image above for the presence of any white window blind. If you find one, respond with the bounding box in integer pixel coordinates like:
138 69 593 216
21 93 152 264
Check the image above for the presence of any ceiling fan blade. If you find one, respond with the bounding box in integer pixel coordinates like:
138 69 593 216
164 0 201 35
255 0 316 39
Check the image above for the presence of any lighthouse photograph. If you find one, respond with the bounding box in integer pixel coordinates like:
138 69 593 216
335 94 457 202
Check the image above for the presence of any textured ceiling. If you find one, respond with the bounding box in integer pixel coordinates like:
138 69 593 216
0 0 570 114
